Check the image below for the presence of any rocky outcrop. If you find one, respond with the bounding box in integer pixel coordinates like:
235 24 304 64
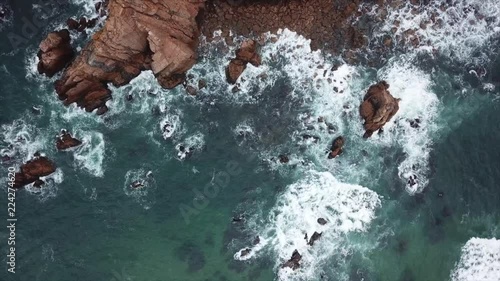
281 250 302 270
359 81 400 138
202 0 365 53
226 40 261 84
56 130 82 150
308 231 322 246
13 156 56 189
328 136 344 159
37 30 75 77
54 0 205 114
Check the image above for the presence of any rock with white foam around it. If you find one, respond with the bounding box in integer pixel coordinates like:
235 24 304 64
328 136 344 159
56 130 82 150
360 81 400 138
13 156 56 189
281 250 302 270
226 40 261 84
37 29 74 77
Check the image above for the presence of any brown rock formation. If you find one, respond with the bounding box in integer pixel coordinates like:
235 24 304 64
13 156 56 189
55 0 205 114
328 136 344 159
202 0 365 52
281 249 302 270
37 30 74 77
226 39 261 84
56 130 82 150
360 81 400 138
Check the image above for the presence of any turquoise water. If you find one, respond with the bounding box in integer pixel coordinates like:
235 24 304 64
1 1 500 281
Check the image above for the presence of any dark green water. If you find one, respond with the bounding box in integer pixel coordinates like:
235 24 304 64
1 1 499 281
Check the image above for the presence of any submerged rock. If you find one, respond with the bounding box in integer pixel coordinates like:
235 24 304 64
37 29 74 77
56 130 82 150
226 40 261 84
13 156 56 189
359 81 400 138
328 136 344 159
281 250 302 270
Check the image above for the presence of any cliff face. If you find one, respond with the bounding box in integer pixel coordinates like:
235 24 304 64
55 0 205 114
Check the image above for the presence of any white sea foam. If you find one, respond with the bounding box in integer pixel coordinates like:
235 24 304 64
123 168 157 209
239 171 381 281
73 130 105 177
451 237 500 281
376 58 440 194
175 132 205 160
374 0 500 63
0 119 46 163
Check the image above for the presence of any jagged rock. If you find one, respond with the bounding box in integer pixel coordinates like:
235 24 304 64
226 40 261 84
54 0 205 114
13 156 56 189
281 250 302 270
37 29 74 77
328 136 344 159
359 81 400 138
67 18 79 30
317 218 327 225
240 248 251 257
56 130 82 150
308 231 322 246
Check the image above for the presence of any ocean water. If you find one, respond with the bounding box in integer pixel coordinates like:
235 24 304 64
0 1 499 281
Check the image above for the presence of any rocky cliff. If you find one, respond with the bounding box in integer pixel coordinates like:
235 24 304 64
54 0 205 114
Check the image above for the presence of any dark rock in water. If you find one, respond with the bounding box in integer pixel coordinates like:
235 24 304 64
131 180 144 189
37 29 75 77
175 242 206 272
87 18 98 29
278 154 289 164
253 236 260 245
67 18 79 30
396 239 408 254
408 175 418 187
126 93 133 101
198 79 207 89
31 106 42 115
186 85 197 95
2 155 12 163
56 130 82 150
360 81 400 138
328 136 344 159
14 156 56 189
317 218 327 225
96 105 108 115
308 231 322 246
409 118 421 128
240 248 251 257
441 206 452 218
33 179 45 188
226 40 261 84
281 250 302 270
232 215 244 223
437 191 444 198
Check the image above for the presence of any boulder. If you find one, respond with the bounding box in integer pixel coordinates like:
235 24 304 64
307 231 322 246
56 130 82 150
359 81 400 138
37 29 74 77
13 156 56 189
226 40 261 84
328 136 344 159
317 218 327 225
281 250 302 270
240 248 251 257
